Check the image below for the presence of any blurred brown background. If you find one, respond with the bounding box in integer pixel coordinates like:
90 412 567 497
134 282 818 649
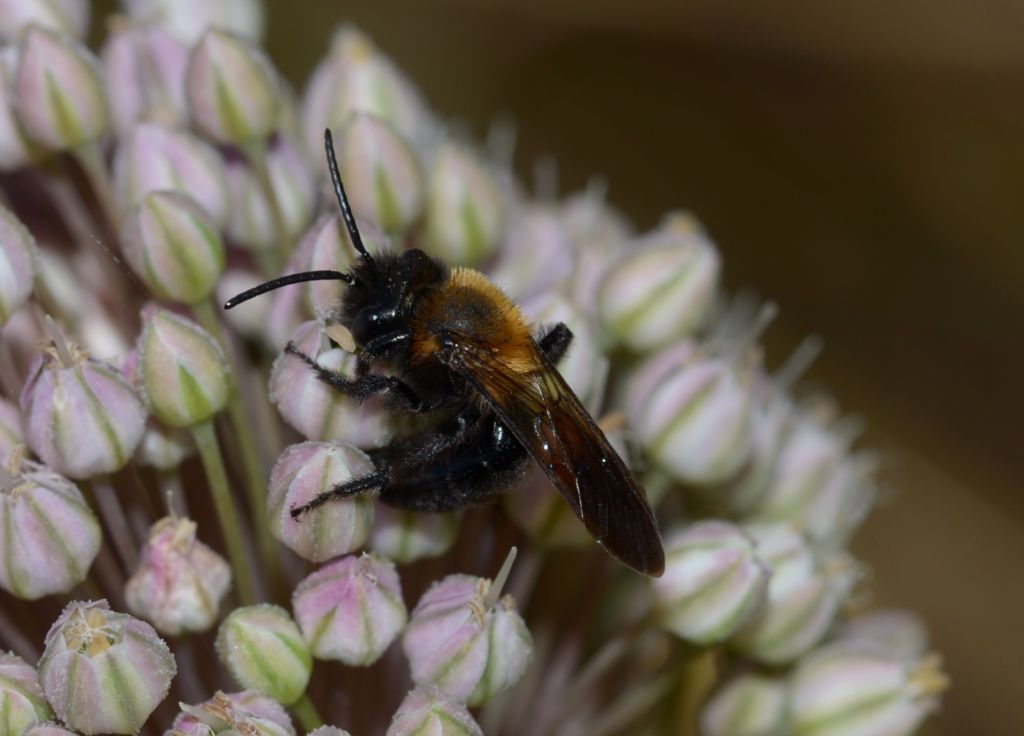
267 1 1022 732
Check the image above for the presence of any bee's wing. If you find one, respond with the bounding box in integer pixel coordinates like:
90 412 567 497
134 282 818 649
442 338 665 576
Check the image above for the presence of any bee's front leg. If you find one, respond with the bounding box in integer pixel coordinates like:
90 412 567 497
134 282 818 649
284 342 425 412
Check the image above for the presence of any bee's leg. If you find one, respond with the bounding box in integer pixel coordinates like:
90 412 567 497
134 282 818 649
289 470 387 519
376 415 529 512
537 322 574 364
284 342 424 411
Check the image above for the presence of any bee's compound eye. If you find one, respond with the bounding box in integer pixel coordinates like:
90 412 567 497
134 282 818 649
351 308 377 346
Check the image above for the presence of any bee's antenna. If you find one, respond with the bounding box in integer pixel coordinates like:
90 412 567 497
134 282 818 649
223 270 354 309
324 128 377 272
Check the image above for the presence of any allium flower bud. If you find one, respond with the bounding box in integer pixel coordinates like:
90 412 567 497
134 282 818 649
169 691 294 736
101 24 188 135
423 141 506 266
218 268 271 339
21 723 78 736
20 332 147 479
386 687 483 736
186 28 279 144
627 342 755 486
121 348 194 470
560 187 632 305
0 397 22 457
125 515 231 635
124 0 265 44
490 203 573 301
138 308 229 427
122 190 226 304
269 320 391 445
790 644 948 736
0 203 36 325
0 47 35 170
308 728 351 736
598 213 720 352
294 212 367 315
292 553 407 665
0 0 89 42
834 609 930 660
732 523 859 664
38 600 176 734
267 441 375 561
0 456 101 599
521 291 606 410
752 411 876 551
302 26 429 155
653 521 769 645
334 113 424 234
0 652 53 731
225 133 316 251
113 123 227 224
216 604 312 706
701 672 789 736
13 26 109 150
371 505 459 564
403 552 532 705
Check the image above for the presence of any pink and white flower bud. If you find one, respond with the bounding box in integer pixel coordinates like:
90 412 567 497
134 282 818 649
386 687 483 736
403 553 532 705
627 343 755 486
559 186 632 305
38 600 177 735
790 643 948 736
186 28 278 144
599 212 720 352
292 553 407 665
112 123 227 224
752 411 875 550
653 521 769 645
0 203 37 325
371 506 459 564
20 334 147 479
13 26 109 151
121 348 194 470
701 672 789 736
269 320 391 445
126 515 231 635
834 609 930 660
732 523 860 664
0 397 22 457
225 132 317 251
0 47 35 170
423 141 506 266
218 268 272 340
101 23 188 135
267 441 375 561
295 213 365 314
334 113 424 234
122 190 226 304
490 203 573 301
124 0 265 44
168 691 294 736
302 26 429 157
0 0 88 41
0 456 101 599
21 723 79 736
216 604 312 706
0 652 53 731
308 728 351 736
137 308 229 427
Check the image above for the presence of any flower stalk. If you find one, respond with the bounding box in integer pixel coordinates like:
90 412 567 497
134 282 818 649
190 418 257 604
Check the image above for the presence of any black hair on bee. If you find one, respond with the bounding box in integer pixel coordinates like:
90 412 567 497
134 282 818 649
225 129 664 576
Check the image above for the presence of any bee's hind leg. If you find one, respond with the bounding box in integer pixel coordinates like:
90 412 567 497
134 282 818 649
289 470 387 519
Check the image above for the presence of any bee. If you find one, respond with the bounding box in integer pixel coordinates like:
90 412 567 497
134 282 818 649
225 129 664 576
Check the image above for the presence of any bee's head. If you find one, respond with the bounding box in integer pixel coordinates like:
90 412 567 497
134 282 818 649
224 130 446 354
